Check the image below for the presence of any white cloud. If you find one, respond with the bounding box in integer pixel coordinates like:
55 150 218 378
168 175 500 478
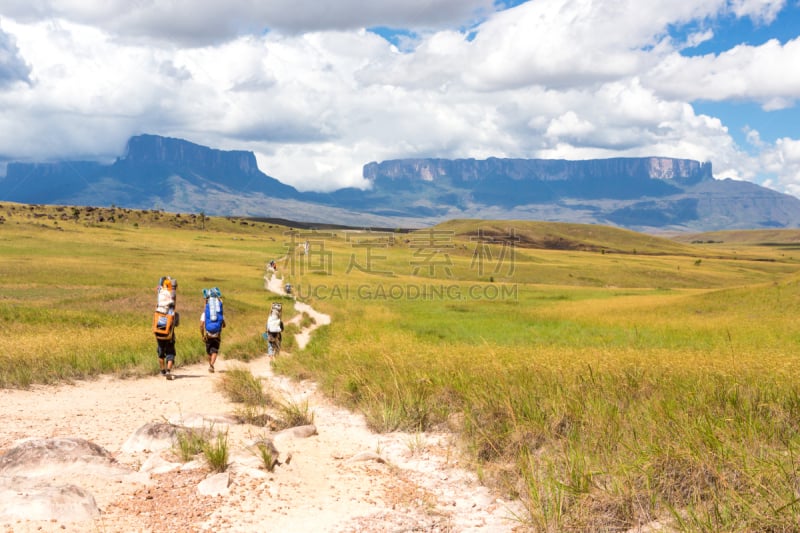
545 111 596 143
255 143 370 191
645 37 800 110
727 0 787 23
0 0 797 199
458 0 748 91
0 24 31 87
1 0 496 45
761 137 800 196
745 126 764 147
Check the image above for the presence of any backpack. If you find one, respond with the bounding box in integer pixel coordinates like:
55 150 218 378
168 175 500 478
153 309 178 340
204 294 224 336
156 276 177 313
154 276 178 339
267 302 283 333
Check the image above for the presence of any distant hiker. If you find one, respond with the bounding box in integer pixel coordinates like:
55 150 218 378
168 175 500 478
264 302 284 357
201 287 226 373
152 276 179 380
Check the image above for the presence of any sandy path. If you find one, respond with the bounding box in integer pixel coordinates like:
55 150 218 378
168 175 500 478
0 275 525 532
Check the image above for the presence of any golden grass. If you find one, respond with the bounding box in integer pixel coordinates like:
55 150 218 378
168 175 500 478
0 203 291 386
6 203 800 530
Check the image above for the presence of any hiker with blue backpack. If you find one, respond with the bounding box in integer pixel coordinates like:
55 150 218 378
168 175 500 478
200 287 226 373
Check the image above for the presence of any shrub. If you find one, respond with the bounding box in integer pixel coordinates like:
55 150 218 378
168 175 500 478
202 431 229 472
216 366 271 406
174 426 211 462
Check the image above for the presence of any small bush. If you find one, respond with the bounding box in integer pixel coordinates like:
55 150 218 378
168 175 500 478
275 398 314 430
174 426 211 462
234 404 274 427
202 431 229 472
216 366 271 406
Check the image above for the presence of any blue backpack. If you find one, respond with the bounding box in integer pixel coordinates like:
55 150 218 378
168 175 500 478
204 295 224 336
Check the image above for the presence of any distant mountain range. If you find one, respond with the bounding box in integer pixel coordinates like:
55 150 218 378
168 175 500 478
2 133 800 231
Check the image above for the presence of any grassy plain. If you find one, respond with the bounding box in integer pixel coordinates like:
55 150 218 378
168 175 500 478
274 220 800 531
0 203 293 386
4 204 800 530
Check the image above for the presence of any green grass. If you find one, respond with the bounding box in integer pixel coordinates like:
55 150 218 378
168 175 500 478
174 427 212 462
215 366 272 407
0 204 290 386
272 223 800 530
7 203 800 530
202 431 230 472
275 398 315 430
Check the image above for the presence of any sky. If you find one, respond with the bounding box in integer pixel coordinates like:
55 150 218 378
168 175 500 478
0 0 799 196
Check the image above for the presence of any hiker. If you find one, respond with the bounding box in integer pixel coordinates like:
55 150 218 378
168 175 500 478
200 287 226 373
265 303 284 357
153 276 179 380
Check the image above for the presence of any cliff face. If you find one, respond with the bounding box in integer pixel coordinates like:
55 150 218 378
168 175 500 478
363 157 712 186
1 134 798 231
356 156 712 208
0 134 298 207
345 156 799 229
123 134 259 176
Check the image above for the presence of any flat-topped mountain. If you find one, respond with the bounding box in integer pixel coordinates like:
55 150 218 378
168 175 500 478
3 134 299 206
123 134 259 173
366 156 710 187
2 134 799 231
357 156 710 205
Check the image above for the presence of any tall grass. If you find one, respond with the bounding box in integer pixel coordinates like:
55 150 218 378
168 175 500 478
174 426 212 462
0 206 288 386
7 204 800 529
202 431 230 472
275 230 800 530
215 366 272 406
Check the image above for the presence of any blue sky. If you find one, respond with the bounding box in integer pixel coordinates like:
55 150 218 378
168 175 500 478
679 2 800 147
0 0 799 196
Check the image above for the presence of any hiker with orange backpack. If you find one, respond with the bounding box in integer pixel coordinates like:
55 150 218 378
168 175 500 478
153 276 179 380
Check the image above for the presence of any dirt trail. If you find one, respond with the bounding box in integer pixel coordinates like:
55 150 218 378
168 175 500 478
0 274 525 532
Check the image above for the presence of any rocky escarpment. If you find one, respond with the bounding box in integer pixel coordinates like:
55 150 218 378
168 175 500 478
360 156 713 204
2 134 799 231
346 156 800 230
364 156 712 186
0 134 300 208
121 134 260 177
